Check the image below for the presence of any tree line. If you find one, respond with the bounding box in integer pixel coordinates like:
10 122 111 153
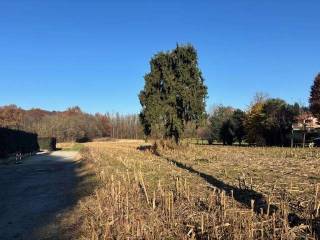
196 95 304 146
197 73 320 147
0 106 143 142
106 113 144 139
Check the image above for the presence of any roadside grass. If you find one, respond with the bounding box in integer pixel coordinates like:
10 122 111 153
57 142 84 152
67 140 320 239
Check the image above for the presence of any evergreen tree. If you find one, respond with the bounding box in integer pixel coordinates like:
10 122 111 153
309 73 320 119
219 119 235 145
261 99 296 146
139 44 207 143
232 109 246 145
208 105 234 143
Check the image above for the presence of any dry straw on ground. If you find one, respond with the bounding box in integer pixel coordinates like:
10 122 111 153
69 140 320 239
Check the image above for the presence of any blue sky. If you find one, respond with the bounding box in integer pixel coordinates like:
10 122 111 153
1 0 319 114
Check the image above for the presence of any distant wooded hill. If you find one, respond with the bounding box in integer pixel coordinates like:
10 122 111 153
0 105 143 142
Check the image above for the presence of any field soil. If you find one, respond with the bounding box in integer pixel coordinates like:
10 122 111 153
0 151 81 240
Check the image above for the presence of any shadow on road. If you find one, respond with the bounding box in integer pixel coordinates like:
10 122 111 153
0 152 96 240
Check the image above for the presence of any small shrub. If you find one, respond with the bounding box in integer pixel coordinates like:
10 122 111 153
137 144 153 152
75 136 91 143
38 137 57 151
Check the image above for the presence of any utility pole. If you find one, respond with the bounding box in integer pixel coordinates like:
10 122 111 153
302 123 307 148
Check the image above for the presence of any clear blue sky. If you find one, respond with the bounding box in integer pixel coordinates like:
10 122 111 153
1 0 319 114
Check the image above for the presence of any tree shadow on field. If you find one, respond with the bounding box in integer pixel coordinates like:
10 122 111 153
0 152 96 240
159 154 278 214
156 152 320 238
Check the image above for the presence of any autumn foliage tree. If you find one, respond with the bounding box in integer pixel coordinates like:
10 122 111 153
0 105 111 142
245 98 300 146
0 105 24 129
309 73 320 119
139 44 207 143
244 94 268 145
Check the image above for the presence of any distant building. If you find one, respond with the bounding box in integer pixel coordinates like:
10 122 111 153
291 112 320 147
292 113 320 131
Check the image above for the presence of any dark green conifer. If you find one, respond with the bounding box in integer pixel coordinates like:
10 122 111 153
310 73 320 119
139 44 207 143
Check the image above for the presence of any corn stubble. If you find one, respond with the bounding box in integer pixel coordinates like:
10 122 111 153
74 141 319 239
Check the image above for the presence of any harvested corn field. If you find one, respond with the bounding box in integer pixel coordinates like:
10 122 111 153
67 140 320 239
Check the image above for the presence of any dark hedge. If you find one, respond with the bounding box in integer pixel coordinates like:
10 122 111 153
0 128 39 158
38 137 56 151
75 136 91 143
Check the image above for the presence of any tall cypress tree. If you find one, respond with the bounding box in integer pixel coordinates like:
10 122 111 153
310 73 320 119
139 44 207 143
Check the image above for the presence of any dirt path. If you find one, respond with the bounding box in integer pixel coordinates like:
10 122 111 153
0 151 80 240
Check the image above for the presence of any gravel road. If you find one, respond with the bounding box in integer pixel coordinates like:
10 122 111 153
0 151 79 240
